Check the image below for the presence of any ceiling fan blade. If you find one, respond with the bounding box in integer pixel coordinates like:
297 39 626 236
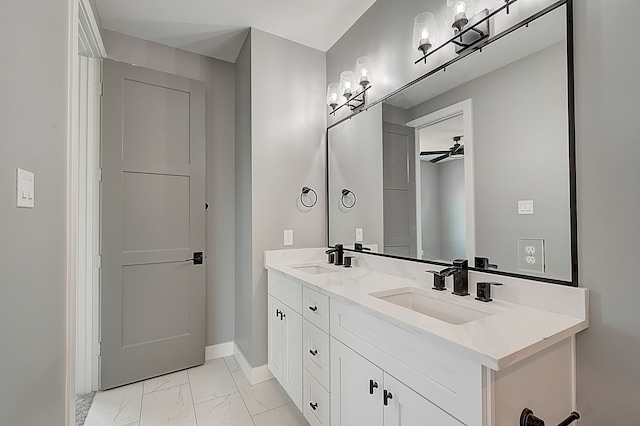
430 153 450 163
420 150 450 156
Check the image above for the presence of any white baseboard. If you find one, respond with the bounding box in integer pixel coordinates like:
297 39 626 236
205 342 234 361
233 342 274 385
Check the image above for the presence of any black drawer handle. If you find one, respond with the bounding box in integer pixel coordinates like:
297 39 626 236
369 379 378 395
383 389 393 406
275 309 281 318
310 402 318 411
309 305 318 312
309 349 318 356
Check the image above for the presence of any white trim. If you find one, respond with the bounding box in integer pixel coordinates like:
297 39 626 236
76 56 102 395
205 342 234 360
78 0 106 58
233 342 274 385
67 0 80 424
406 99 476 263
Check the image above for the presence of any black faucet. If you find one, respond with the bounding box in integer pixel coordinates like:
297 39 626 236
325 244 344 266
451 259 469 296
426 268 456 291
354 243 371 252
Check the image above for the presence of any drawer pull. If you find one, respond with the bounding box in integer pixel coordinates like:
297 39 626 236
369 379 379 395
309 349 318 356
309 305 318 312
383 389 393 406
310 402 318 411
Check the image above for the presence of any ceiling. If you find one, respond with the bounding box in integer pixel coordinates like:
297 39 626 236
94 0 378 63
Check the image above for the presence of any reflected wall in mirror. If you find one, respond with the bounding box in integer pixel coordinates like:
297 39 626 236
328 2 574 283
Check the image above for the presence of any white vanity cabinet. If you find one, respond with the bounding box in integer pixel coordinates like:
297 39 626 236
267 272 303 411
331 338 462 426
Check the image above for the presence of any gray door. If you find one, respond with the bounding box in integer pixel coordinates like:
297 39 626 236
383 122 417 257
100 59 206 390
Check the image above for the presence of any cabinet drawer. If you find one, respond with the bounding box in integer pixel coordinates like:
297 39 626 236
304 369 331 426
268 270 302 314
303 320 330 390
303 286 330 331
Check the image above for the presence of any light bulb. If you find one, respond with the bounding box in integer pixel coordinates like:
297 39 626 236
339 70 356 99
326 83 340 110
454 1 467 14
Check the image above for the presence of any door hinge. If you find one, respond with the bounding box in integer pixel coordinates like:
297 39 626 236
95 168 102 182
94 255 102 268
94 342 101 356
94 82 103 96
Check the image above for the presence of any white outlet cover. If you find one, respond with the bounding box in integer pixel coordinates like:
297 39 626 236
355 228 363 242
16 168 35 208
518 238 545 273
283 229 293 246
518 200 534 215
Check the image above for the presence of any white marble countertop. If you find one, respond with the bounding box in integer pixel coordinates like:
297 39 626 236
265 248 588 371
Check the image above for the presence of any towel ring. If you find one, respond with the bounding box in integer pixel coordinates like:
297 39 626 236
301 186 318 208
341 188 357 209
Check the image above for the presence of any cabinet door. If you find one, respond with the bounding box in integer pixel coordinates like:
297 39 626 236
268 295 285 383
383 374 464 426
331 338 384 426
283 302 303 411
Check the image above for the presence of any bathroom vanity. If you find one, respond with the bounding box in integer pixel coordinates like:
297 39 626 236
265 248 588 426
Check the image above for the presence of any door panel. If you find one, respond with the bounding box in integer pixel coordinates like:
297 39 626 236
383 122 417 257
100 59 205 389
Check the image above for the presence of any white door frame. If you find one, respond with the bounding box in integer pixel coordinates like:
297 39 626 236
406 99 476 262
68 0 106 422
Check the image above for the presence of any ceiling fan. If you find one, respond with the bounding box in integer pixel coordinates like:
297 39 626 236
420 135 464 163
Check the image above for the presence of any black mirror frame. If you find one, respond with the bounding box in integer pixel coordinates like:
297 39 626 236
326 0 578 287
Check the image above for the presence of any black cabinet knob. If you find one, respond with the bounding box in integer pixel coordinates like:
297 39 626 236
369 379 379 395
309 349 318 356
383 389 393 406
309 305 318 312
310 402 318 411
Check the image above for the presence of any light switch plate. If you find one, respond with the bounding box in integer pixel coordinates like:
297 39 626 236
284 229 294 246
518 200 534 215
16 168 35 208
355 228 363 242
518 238 545 273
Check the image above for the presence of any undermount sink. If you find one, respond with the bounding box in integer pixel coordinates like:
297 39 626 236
291 265 337 275
370 287 499 325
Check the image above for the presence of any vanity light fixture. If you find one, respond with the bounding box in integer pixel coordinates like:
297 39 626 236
339 70 357 100
413 12 438 63
447 0 490 54
328 59 374 115
326 83 341 111
355 56 373 88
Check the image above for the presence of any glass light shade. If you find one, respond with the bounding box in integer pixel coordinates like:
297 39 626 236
412 12 438 55
326 83 341 109
447 0 475 31
339 70 356 99
355 56 373 88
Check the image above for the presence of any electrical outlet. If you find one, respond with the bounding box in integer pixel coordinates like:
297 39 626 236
355 228 363 242
284 230 293 246
518 238 545 273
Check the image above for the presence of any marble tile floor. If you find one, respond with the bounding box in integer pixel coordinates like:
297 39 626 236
83 356 309 426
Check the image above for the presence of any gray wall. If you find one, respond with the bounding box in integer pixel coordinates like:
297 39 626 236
409 42 571 280
237 29 327 366
420 160 466 261
234 33 253 360
574 1 640 424
103 30 237 345
328 0 640 422
0 1 69 424
328 104 384 249
437 160 466 261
